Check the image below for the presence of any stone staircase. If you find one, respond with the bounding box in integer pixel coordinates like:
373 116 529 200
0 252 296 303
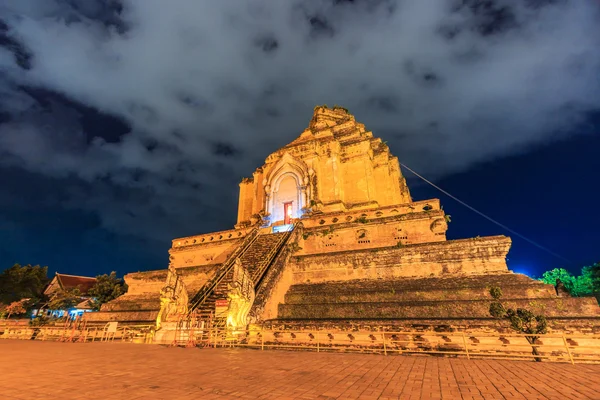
194 271 233 316
240 233 286 282
192 232 288 316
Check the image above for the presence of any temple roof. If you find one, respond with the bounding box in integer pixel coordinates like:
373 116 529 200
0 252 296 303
281 106 373 150
44 273 97 296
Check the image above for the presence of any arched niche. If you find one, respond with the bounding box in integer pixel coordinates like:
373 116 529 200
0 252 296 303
263 153 311 226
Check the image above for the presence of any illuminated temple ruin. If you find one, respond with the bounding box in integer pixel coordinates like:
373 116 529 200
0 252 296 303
88 106 600 338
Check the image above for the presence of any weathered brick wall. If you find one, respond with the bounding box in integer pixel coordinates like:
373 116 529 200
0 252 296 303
278 297 600 320
169 229 247 268
177 264 219 294
270 272 600 329
85 264 219 324
299 211 447 255
85 270 169 323
289 236 511 284
236 107 414 226
122 270 168 296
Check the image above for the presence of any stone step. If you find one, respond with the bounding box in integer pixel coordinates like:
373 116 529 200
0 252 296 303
100 294 161 312
239 233 285 275
285 274 544 294
278 297 600 320
284 285 557 304
189 231 286 314
262 317 600 331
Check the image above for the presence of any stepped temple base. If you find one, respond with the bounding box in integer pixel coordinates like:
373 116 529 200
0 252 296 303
88 106 600 341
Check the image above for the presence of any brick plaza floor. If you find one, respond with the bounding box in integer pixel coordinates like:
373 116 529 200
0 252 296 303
0 340 599 400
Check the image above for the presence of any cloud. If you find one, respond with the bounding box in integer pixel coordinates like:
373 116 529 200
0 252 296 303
0 0 599 240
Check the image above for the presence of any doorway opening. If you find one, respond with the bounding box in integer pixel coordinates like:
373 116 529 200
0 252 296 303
284 202 293 225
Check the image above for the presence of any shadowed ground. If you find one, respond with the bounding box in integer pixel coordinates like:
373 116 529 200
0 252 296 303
0 340 598 399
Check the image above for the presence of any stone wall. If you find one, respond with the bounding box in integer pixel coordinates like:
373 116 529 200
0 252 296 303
271 273 600 337
122 270 168 296
84 262 222 324
85 270 168 323
289 236 511 284
236 107 413 225
169 228 250 268
299 210 447 255
176 264 220 294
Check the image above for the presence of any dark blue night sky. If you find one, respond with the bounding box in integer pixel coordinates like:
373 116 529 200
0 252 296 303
1 1 599 279
1 114 598 279
411 125 600 278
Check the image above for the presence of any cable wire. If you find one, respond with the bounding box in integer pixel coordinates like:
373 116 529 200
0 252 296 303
400 163 571 264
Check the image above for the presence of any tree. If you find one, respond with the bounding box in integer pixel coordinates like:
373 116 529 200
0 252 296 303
4 299 29 319
489 286 548 362
87 271 127 311
583 262 600 303
573 267 595 297
0 264 49 306
47 287 82 311
539 266 598 298
540 268 574 293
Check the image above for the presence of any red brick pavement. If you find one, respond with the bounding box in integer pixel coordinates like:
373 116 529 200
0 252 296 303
0 340 598 399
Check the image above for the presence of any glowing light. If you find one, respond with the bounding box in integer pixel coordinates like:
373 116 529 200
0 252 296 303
510 267 533 277
273 224 293 233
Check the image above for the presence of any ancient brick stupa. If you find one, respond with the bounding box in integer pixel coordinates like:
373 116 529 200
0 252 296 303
88 106 600 334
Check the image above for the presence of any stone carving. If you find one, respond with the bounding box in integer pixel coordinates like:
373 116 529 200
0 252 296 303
226 259 255 329
156 267 189 330
430 218 448 233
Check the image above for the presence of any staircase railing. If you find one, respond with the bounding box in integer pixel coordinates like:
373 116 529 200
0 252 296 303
250 223 303 320
188 226 260 313
250 222 299 286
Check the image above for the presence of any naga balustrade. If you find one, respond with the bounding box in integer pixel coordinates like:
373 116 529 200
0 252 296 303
188 226 260 313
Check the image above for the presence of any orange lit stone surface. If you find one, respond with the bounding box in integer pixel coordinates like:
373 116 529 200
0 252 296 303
87 106 600 333
2 340 600 400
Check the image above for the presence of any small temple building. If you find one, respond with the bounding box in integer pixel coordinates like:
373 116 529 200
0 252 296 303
87 106 600 337
35 273 97 318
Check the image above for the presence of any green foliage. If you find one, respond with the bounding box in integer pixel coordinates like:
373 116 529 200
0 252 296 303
288 243 303 253
87 272 128 311
444 214 452 223
539 266 598 297
488 286 548 361
319 226 335 237
47 287 82 311
395 241 403 248
29 314 53 327
355 216 368 224
489 286 503 300
489 301 505 318
540 268 572 287
302 231 314 240
586 263 600 303
505 308 548 336
0 264 49 305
